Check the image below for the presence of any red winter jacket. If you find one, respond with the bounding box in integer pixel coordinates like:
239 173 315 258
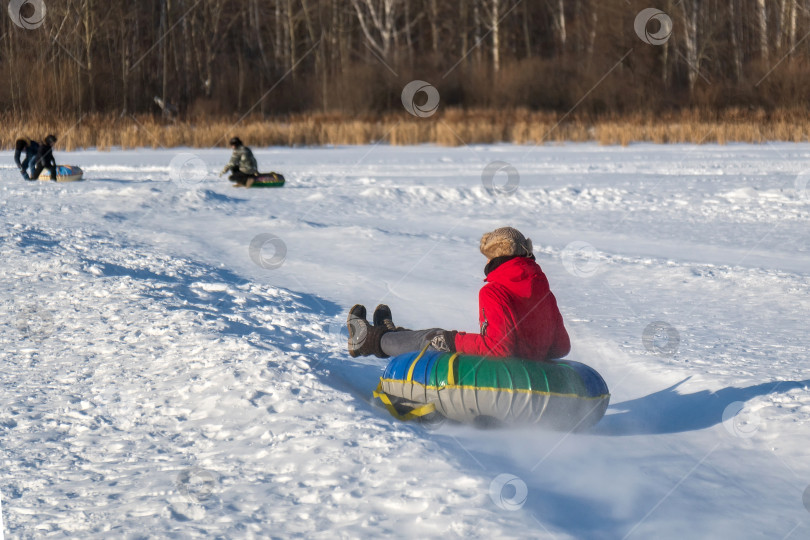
453 257 570 361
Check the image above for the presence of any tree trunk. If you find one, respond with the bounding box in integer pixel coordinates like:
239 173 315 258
161 0 169 117
429 0 440 55
287 0 297 80
680 0 699 92
728 0 742 82
473 0 482 65
403 0 412 64
491 0 500 73
177 0 191 110
758 0 769 63
274 1 283 64
83 0 94 112
587 2 598 65
523 1 532 58
556 0 566 53
252 0 269 73
789 0 797 50
350 0 409 63
459 0 468 65
237 31 245 110
121 7 131 114
300 0 325 110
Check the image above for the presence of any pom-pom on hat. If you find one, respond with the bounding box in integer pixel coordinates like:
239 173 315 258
480 227 533 259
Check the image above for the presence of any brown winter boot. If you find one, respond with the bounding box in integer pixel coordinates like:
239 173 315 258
372 304 397 332
347 304 389 358
373 304 408 332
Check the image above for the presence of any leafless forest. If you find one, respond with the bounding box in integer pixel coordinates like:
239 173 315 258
3 0 810 146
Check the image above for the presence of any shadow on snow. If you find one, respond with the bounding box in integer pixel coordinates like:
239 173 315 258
595 377 810 436
78 254 388 410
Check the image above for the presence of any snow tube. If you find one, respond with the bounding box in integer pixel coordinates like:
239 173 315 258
38 165 84 182
236 172 285 188
375 348 610 431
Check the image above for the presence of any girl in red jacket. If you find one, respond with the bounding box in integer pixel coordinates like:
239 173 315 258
348 227 570 361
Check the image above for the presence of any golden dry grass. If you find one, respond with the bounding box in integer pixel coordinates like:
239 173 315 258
3 108 810 150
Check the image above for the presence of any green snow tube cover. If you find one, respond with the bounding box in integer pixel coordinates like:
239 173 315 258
376 348 610 430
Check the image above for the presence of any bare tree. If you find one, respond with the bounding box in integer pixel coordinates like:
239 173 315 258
350 0 417 62
757 0 769 63
780 0 797 50
479 0 511 72
680 0 699 92
728 0 742 82
428 0 441 55
6 0 810 120
586 0 598 63
81 0 96 110
195 0 238 98
160 0 170 116
555 0 566 52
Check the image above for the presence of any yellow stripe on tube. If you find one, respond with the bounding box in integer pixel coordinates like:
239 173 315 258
446 353 459 386
406 344 431 382
373 381 436 420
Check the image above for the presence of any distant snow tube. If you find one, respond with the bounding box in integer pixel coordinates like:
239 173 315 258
374 347 610 431
244 172 285 188
38 165 84 182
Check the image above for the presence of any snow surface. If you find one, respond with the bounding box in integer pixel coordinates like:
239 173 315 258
1 143 809 539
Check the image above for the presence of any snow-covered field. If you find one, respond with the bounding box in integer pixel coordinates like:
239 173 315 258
1 143 809 539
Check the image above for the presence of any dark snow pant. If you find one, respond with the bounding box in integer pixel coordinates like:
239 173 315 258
228 167 256 185
380 328 447 357
32 163 57 181
20 153 35 179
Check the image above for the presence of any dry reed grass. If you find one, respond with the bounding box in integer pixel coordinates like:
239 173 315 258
3 108 810 150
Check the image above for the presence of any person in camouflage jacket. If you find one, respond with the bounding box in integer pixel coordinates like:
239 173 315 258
221 137 259 186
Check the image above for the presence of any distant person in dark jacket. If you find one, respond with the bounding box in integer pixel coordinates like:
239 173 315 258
220 137 259 187
31 134 58 181
348 227 571 361
14 137 40 180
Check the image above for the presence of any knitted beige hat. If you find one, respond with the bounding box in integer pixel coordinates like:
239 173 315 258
480 227 533 259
